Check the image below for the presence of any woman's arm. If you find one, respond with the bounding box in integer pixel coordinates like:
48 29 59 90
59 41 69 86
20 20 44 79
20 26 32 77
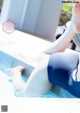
44 24 75 54
44 4 80 54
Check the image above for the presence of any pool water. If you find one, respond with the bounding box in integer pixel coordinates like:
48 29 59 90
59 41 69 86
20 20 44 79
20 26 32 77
0 69 76 98
0 51 76 98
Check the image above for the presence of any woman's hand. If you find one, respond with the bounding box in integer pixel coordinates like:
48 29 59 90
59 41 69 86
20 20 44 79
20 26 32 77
71 3 80 33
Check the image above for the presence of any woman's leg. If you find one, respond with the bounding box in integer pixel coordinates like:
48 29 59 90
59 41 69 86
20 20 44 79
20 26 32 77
24 55 52 97
8 54 52 97
7 66 26 92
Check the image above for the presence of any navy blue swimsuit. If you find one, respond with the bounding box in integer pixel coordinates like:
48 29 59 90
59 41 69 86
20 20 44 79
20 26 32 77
48 51 80 97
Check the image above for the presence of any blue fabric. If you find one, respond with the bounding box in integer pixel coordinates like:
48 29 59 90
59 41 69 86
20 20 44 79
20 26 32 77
48 51 80 98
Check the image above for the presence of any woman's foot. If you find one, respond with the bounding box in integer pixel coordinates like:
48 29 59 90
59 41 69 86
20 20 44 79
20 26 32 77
6 66 26 94
6 66 25 76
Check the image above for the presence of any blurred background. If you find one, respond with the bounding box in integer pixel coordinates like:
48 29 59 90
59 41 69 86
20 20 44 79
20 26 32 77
0 0 80 51
57 2 80 51
0 0 3 12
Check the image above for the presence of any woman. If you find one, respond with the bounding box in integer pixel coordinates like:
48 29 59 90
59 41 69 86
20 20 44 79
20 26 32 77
7 4 80 97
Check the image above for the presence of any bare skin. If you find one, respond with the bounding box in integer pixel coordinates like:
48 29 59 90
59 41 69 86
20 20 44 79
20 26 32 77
7 66 26 92
71 3 80 33
44 3 80 54
7 4 80 97
8 54 51 97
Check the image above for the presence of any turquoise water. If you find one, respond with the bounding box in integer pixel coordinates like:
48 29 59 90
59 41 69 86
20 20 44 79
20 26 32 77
17 73 76 98
22 74 76 98
0 69 76 98
41 90 75 98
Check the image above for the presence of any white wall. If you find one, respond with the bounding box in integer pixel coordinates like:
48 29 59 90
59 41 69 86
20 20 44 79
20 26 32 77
21 0 42 33
7 0 29 29
35 0 62 41
0 0 62 41
21 0 62 41
0 0 29 30
0 0 11 23
0 0 41 31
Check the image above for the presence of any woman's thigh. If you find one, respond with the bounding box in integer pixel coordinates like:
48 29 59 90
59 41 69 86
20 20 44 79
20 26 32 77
24 54 52 97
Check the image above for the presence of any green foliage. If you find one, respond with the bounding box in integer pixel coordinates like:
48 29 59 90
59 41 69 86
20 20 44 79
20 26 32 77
62 4 72 12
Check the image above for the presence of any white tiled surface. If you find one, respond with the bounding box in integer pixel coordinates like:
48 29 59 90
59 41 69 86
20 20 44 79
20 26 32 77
0 25 52 67
0 70 15 97
0 25 51 51
0 98 80 113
